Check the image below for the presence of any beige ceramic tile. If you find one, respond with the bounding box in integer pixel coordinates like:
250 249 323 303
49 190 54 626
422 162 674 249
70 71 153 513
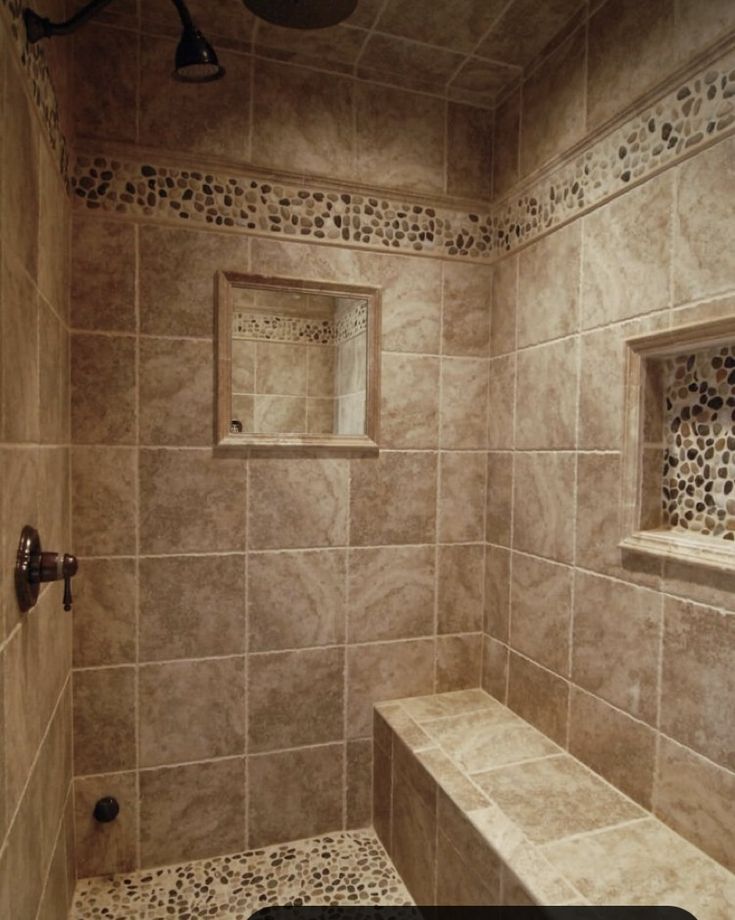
248 745 343 848
436 828 500 906
139 554 246 660
73 558 136 667
446 103 493 201
476 754 643 844
441 262 493 357
436 792 502 890
399 688 494 723
1 265 39 446
73 666 136 775
490 254 517 357
37 142 69 316
348 546 434 643
72 447 136 555
511 553 571 675
482 636 509 703
380 353 439 449
492 89 521 199
391 744 437 903
39 301 70 446
71 218 136 332
436 634 483 692
74 772 138 878
513 453 575 563
71 334 136 444
486 452 513 546
515 338 578 449
439 451 486 543
475 0 582 68
507 652 569 745
255 342 308 396
248 647 344 752
578 324 626 450
485 545 510 641
231 339 255 392
487 355 515 449
437 545 484 634
440 357 489 448
253 394 306 433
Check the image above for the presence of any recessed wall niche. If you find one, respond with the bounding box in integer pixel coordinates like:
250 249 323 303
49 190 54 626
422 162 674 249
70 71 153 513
622 317 735 571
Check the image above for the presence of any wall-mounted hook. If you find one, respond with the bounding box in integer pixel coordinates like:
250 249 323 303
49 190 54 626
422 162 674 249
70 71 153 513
15 526 79 613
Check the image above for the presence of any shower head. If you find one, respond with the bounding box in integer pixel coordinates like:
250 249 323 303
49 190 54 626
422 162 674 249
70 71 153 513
243 0 358 30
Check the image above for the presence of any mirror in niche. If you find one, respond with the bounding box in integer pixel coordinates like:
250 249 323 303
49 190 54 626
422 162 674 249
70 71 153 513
215 272 381 450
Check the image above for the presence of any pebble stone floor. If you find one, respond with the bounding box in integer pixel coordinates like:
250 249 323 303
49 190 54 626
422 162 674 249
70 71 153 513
71 830 413 919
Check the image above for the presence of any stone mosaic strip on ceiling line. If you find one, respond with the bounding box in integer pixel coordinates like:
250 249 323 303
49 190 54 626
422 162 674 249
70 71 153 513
70 43 735 263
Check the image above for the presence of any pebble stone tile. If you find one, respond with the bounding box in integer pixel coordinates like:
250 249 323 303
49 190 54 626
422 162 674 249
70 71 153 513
71 830 413 920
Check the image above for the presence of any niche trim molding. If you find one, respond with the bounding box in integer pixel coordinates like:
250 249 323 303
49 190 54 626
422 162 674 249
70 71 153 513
621 315 735 573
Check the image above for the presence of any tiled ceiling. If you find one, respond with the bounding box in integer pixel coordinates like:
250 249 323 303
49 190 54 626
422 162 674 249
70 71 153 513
245 0 586 108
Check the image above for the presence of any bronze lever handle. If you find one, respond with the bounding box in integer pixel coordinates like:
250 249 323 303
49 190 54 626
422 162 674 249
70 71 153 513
16 526 79 613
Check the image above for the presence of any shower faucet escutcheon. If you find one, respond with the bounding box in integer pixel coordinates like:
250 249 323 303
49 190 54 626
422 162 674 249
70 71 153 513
15 526 79 613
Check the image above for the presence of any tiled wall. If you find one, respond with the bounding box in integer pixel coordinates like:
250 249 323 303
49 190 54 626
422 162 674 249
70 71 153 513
0 6 75 919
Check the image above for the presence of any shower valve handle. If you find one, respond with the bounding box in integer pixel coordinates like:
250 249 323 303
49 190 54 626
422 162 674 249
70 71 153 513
15 526 79 613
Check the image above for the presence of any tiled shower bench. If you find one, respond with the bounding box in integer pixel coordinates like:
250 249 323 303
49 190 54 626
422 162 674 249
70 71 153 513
372 689 735 918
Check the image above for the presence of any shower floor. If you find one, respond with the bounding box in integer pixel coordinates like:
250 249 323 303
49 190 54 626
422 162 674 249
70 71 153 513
70 829 412 919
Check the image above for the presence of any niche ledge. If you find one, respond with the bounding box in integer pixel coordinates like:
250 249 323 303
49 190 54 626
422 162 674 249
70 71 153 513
621 316 735 573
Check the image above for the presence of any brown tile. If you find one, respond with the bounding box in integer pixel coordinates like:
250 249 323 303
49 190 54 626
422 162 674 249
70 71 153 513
73 558 136 667
438 451 486 543
487 354 515 449
140 554 245 660
660 597 735 770
72 447 136 555
380 353 439 449
355 83 445 194
655 735 735 873
438 545 484 634
249 550 345 651
139 338 214 446
71 218 136 332
675 134 735 304
507 652 569 745
71 334 136 444
485 545 510 642
37 143 69 317
490 254 517 356
248 647 344 752
379 0 507 53
249 458 348 549
663 557 735 615
139 657 245 766
442 262 493 358
448 58 516 107
248 745 343 847
569 687 656 809
391 746 437 903
436 634 483 692
346 639 435 738
348 546 434 643
139 448 247 554
253 395 306 433
675 0 735 62
440 358 489 448
486 452 513 546
0 769 44 920
520 25 586 176
139 225 247 337
74 772 138 878
346 738 372 828
73 23 138 143
350 452 436 546
475 0 582 68
578 324 625 450
254 20 362 72
446 103 493 200
1 258 39 443
511 554 571 675
140 758 246 866
513 452 575 563
492 89 521 198
582 173 673 329
374 254 443 355
231 339 255 393
37 446 71 562
140 37 250 159
436 837 498 907
255 342 308 396
573 571 661 724
73 666 135 775
37 825 68 920
474 755 643 844
372 739 392 849
143 0 255 45
4 618 42 815
39 301 69 445
515 338 578 449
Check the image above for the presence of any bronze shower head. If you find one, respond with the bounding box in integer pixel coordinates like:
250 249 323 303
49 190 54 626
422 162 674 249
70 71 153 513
242 0 358 29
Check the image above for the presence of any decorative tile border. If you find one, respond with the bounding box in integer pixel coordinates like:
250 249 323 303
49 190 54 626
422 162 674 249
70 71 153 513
70 43 735 263
234 301 367 345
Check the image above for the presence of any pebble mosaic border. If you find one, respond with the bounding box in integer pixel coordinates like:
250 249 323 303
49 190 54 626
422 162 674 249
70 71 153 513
234 302 367 346
70 44 735 263
71 830 412 920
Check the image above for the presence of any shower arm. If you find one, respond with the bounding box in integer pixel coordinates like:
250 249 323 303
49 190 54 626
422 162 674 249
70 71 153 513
24 0 196 44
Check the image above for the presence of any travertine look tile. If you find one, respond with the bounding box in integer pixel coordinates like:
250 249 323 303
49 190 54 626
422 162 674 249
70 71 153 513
249 647 344 752
675 0 735 61
139 225 247 337
517 222 581 348
73 23 137 143
675 134 735 303
662 557 735 615
71 218 136 332
511 554 571 675
346 639 434 738
0 767 44 920
513 453 575 563
249 458 348 549
521 25 586 176
399 688 492 724
375 254 443 354
440 358 489 448
140 758 246 866
74 772 138 878
1 259 39 443
578 324 625 450
660 597 735 770
485 545 510 642
476 755 643 844
348 546 434 643
438 545 484 634
380 353 439 449
446 103 493 201
507 652 569 745
373 739 392 849
140 555 245 660
72 447 136 555
71 334 136 444
515 338 578 449
346 739 372 828
248 745 343 847
487 355 515 449
253 395 306 433
582 173 673 329
4 617 42 814
250 550 345 651
439 451 486 543
139 657 245 766
39 301 69 445
492 89 521 199
574 572 661 726
655 736 735 873
391 742 437 904
38 446 71 558
436 634 483 691
255 342 308 396
355 83 444 194
139 338 213 446
436 829 499 906
139 449 247 554
569 688 656 809
73 558 136 667
37 142 69 316
232 339 255 393
490 254 517 357
73 667 136 775
350 452 436 546
486 452 512 546
441 262 493 357
436 794 502 897
482 636 509 702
